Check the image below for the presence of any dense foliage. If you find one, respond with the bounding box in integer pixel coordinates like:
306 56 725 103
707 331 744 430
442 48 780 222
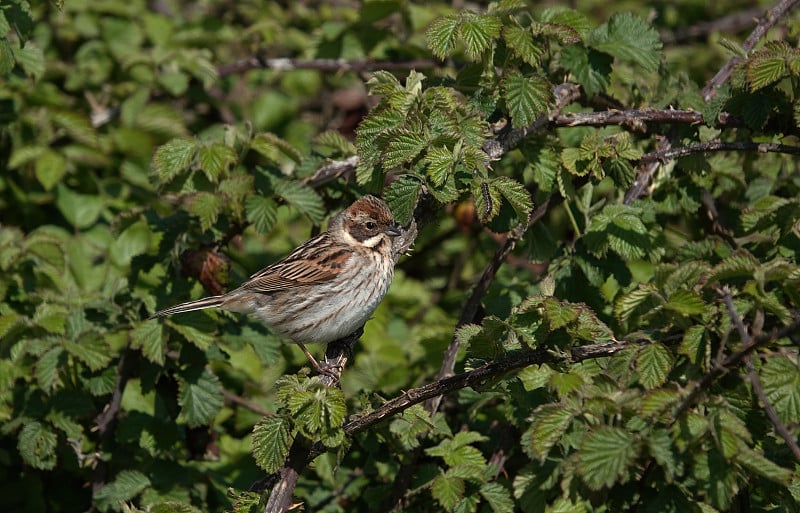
2 0 800 512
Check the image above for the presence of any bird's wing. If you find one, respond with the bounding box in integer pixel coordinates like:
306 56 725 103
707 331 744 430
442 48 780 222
239 233 350 293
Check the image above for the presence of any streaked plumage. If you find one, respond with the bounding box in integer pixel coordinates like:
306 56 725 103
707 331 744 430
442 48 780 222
150 195 402 363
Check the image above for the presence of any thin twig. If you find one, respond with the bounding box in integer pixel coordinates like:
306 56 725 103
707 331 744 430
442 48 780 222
218 57 440 77
670 313 800 424
702 0 800 100
718 289 800 462
223 389 272 417
660 7 769 45
624 136 671 204
638 140 800 164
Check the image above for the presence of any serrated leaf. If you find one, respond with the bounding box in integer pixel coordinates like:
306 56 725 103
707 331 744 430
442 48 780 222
578 427 637 490
524 404 573 462
665 290 706 316
17 421 58 470
250 133 302 164
679 325 705 365
425 145 454 187
432 473 465 512
502 71 551 128
12 40 44 79
285 383 346 447
459 13 501 61
177 367 224 427
560 45 612 96
37 346 63 392
252 415 293 474
245 196 278 234
760 356 800 424
273 180 325 224
94 470 151 511
187 192 221 231
152 138 198 183
736 447 792 484
65 335 110 371
589 13 662 71
493 176 533 221
384 175 422 225
646 429 678 482
480 482 514 513
197 143 236 182
708 251 759 282
427 15 460 60
504 24 544 66
536 21 582 45
640 388 679 419
35 150 67 191
384 129 428 169
131 320 165 365
636 343 673 389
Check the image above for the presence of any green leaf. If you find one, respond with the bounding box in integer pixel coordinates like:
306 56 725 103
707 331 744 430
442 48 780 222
35 150 67 191
384 175 422 225
431 473 465 512
736 447 792 484
459 13 501 61
589 13 662 71
502 71 551 128
245 196 278 234
187 192 222 231
560 45 612 96
635 343 673 389
37 346 64 392
152 138 198 183
679 325 705 365
65 335 110 371
665 290 706 316
109 220 152 268
384 129 428 169
493 176 534 221
17 421 58 470
578 427 637 490
131 320 165 365
760 356 800 424
480 482 514 513
55 184 104 229
177 367 224 427
523 403 573 462
427 15 460 60
273 180 325 224
284 380 346 447
250 133 302 164
12 40 44 79
425 145 454 187
93 470 151 512
197 143 236 182
504 24 544 66
252 415 293 474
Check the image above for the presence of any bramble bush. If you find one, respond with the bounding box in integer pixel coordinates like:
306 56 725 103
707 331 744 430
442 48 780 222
1 1 800 512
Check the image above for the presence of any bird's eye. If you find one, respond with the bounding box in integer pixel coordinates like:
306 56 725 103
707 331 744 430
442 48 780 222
365 221 377 230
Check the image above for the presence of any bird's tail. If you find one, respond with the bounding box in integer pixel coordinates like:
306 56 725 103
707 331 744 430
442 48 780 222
148 296 226 319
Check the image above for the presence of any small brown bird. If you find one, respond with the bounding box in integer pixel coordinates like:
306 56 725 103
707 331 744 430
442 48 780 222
150 195 402 371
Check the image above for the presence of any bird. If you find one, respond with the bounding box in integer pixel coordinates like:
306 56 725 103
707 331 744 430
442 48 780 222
149 195 403 373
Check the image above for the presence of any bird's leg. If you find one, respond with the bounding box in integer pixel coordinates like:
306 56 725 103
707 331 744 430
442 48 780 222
297 342 337 378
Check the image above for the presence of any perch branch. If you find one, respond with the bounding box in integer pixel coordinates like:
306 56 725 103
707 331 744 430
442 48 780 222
702 0 800 100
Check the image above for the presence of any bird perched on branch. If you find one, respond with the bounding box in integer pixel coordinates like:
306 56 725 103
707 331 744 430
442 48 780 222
150 195 403 373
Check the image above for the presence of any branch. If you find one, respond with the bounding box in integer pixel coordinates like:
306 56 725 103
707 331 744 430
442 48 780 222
702 0 800 100
671 311 800 424
427 83 581 414
92 349 136 492
624 136 672 205
717 288 800 462
638 140 800 164
660 7 769 45
218 57 440 77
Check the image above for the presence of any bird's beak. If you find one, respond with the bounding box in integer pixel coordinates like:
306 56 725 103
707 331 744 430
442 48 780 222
385 223 403 237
